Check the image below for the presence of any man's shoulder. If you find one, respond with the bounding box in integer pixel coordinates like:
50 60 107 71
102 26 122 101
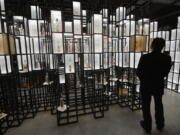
141 53 150 58
142 52 171 60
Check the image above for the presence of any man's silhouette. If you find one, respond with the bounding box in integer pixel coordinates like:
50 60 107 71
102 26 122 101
137 38 172 133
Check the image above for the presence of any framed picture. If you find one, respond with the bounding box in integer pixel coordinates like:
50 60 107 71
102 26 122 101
65 54 74 73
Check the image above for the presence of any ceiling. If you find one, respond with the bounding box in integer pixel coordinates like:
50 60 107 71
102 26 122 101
4 0 180 28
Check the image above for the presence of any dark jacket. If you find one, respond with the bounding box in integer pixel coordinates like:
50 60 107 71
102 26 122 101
137 52 172 95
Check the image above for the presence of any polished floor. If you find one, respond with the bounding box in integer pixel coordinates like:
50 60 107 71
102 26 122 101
6 90 180 135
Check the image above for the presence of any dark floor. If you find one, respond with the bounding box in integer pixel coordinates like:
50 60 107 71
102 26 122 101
6 90 180 135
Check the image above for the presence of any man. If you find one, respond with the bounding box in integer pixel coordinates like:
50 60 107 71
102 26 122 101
137 38 172 133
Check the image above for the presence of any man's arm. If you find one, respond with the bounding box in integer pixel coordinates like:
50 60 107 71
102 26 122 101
164 56 172 77
137 55 145 80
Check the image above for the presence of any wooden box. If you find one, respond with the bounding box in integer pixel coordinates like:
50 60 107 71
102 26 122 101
0 34 9 54
130 36 147 52
119 88 129 97
0 34 16 54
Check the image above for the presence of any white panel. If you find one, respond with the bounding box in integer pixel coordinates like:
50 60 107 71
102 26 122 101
175 52 180 62
38 20 45 36
82 10 86 17
109 24 116 37
116 7 126 22
50 54 54 69
32 38 40 53
4 22 7 33
137 19 149 35
153 32 158 38
162 31 166 39
170 41 176 51
65 21 72 33
52 33 63 54
119 53 123 67
103 36 108 52
157 31 162 38
165 31 170 40
40 38 46 53
18 36 26 54
95 54 100 70
176 40 180 51
84 54 90 69
74 20 81 34
136 85 140 93
177 29 180 40
84 37 90 53
75 54 78 62
101 9 108 18
135 53 141 68
0 0 5 11
115 53 119 66
15 38 20 54
59 74 65 84
17 55 22 70
165 40 170 51
6 56 11 73
167 82 172 89
123 53 129 67
123 37 129 52
26 37 30 54
126 14 134 20
173 73 179 84
170 52 175 61
22 55 28 71
73 1 81 16
29 20 38 36
94 14 102 34
172 83 176 90
31 6 41 19
65 38 73 53
75 38 81 53
119 38 126 52
30 38 34 53
65 54 75 73
150 21 158 32
94 34 102 53
0 18 2 33
31 6 36 19
84 54 92 70
59 67 65 83
124 20 135 36
28 55 32 71
104 53 108 69
130 53 134 68
178 85 180 93
51 10 62 32
0 56 7 74
32 55 41 70
178 16 180 28
171 29 176 40
168 72 173 82
174 63 180 73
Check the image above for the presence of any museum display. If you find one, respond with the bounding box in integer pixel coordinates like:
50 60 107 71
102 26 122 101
0 1 180 133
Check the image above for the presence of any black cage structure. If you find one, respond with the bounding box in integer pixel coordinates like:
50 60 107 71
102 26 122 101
0 0 180 134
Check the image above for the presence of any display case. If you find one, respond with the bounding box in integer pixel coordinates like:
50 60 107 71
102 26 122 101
51 10 62 33
52 33 63 54
130 36 147 52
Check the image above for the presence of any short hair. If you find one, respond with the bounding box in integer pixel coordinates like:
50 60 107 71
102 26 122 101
151 38 165 52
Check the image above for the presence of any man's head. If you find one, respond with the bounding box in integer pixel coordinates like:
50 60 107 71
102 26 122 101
151 38 165 52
